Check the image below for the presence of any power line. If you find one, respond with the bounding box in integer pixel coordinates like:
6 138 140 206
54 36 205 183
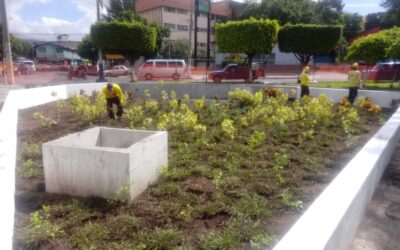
11 33 87 36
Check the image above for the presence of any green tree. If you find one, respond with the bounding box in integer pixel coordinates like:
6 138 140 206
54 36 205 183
386 40 400 59
343 13 364 40
0 29 32 59
160 39 189 59
314 0 344 25
278 24 342 65
365 12 385 30
241 0 315 25
77 35 98 63
91 21 156 81
216 18 279 81
111 10 170 57
107 0 135 20
345 27 400 65
381 0 400 26
345 35 390 66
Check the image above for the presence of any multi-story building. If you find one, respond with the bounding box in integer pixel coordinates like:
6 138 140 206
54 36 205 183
136 0 244 58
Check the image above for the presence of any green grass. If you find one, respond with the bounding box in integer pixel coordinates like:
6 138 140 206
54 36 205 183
288 81 400 90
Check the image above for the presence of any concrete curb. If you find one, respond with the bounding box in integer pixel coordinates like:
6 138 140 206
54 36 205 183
273 107 400 250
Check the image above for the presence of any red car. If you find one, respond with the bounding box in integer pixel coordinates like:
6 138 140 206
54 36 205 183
208 64 265 83
362 62 400 81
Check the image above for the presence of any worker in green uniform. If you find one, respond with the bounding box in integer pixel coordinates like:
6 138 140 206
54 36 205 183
102 83 124 119
299 66 311 98
348 63 361 104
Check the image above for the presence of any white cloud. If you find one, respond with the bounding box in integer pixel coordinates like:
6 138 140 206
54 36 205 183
6 0 99 41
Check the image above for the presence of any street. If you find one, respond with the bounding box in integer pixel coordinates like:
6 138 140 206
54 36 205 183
0 70 348 87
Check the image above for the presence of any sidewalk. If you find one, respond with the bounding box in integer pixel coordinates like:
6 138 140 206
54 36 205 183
0 85 22 109
350 145 400 250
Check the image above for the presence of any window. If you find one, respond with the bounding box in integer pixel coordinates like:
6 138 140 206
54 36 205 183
198 27 208 32
197 43 207 48
155 61 168 68
165 7 175 13
177 9 188 15
177 25 188 31
143 62 153 68
169 61 184 68
38 47 46 53
56 48 63 53
164 23 175 31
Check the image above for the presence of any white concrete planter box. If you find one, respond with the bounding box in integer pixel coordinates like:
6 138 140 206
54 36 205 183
42 127 168 200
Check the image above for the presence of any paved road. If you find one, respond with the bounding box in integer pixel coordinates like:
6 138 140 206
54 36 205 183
0 70 349 106
350 145 400 250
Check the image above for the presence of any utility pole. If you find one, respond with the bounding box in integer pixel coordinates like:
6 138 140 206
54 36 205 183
206 0 211 68
194 0 198 66
0 0 15 84
96 0 106 82
188 0 194 74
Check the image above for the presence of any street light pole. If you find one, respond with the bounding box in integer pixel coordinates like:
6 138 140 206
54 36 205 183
96 0 106 82
0 0 15 84
188 0 194 74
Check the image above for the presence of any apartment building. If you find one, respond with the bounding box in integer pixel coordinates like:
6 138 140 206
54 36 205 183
136 0 243 57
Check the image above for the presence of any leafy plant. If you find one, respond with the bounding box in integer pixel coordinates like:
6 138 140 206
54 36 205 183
221 119 236 139
33 112 57 128
18 159 41 179
16 206 64 248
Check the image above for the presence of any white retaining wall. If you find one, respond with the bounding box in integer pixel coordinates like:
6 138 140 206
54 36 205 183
273 106 400 250
122 83 400 108
1 82 400 249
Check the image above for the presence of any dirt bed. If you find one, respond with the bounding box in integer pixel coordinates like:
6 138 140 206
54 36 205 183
13 90 391 249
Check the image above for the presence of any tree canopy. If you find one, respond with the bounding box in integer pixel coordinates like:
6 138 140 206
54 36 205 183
278 24 342 65
345 27 400 65
216 18 279 80
343 13 364 39
107 0 136 20
240 0 315 25
91 21 156 63
0 28 32 60
160 39 189 59
313 0 344 25
77 35 98 63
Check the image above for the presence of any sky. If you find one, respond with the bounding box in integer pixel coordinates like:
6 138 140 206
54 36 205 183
6 0 385 41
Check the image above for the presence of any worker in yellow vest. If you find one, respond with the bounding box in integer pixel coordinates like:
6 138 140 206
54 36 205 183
102 83 124 119
299 66 311 97
348 63 361 104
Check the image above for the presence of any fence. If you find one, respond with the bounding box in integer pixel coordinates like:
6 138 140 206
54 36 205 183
0 58 399 86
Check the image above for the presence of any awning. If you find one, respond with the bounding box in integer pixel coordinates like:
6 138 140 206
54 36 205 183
105 54 124 60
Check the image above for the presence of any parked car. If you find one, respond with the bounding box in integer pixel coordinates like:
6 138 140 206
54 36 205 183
36 64 51 72
137 59 189 80
208 64 265 83
18 64 34 74
22 60 36 72
362 62 400 81
104 65 131 77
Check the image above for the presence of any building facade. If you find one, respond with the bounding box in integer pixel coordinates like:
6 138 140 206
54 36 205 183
34 42 81 63
136 0 243 58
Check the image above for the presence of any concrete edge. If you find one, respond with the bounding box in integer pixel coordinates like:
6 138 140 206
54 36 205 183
1 82 399 249
273 107 400 250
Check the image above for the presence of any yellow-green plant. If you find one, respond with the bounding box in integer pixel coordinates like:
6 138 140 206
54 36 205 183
221 119 236 139
32 112 57 128
125 106 144 128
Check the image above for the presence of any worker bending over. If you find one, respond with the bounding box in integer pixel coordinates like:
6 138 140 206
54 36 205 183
102 83 124 119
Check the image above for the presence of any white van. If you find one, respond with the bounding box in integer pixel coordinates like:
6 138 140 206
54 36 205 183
137 59 188 81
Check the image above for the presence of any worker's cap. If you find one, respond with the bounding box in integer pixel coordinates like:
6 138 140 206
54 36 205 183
304 66 310 71
352 63 359 68
106 83 113 90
